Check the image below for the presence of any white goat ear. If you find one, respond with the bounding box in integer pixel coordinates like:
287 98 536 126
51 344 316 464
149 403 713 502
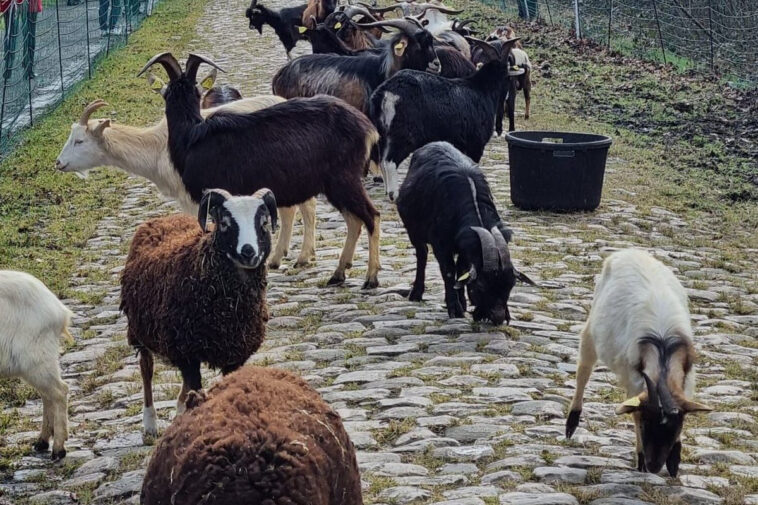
92 119 111 136
615 395 642 415
394 37 408 57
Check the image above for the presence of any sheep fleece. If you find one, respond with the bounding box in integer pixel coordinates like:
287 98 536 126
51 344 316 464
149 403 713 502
121 215 267 370
141 366 363 505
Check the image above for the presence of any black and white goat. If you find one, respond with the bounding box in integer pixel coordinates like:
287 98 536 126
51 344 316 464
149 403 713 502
396 142 534 325
272 18 440 115
370 37 519 200
137 53 381 289
565 249 712 477
245 0 308 60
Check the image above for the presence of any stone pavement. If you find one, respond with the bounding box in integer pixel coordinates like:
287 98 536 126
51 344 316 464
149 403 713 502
1 0 757 504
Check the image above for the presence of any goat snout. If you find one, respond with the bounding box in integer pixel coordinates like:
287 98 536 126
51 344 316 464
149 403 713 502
427 58 441 74
241 244 256 260
55 159 68 171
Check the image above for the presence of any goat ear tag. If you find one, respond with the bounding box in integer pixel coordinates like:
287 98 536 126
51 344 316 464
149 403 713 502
457 272 471 282
334 21 342 29
394 40 407 56
200 76 215 90
622 397 641 408
298 25 308 33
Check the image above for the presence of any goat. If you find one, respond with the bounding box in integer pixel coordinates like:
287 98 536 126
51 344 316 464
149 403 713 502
122 189 276 436
272 18 440 116
370 36 519 200
245 0 308 60
324 5 386 50
138 53 381 288
56 98 318 270
147 68 243 110
302 0 337 28
141 366 363 505
565 249 713 476
0 270 73 460
484 27 531 119
302 16 361 55
396 142 534 325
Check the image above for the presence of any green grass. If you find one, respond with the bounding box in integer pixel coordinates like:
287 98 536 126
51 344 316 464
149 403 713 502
0 0 208 299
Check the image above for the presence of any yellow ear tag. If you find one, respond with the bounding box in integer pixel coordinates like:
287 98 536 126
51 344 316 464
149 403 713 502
621 397 641 407
512 65 520 70
200 76 214 90
334 22 342 29
298 25 308 33
457 272 470 282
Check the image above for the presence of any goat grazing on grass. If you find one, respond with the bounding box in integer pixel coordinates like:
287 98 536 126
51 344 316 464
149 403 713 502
396 142 534 324
565 249 713 476
122 189 276 436
370 36 519 200
138 52 381 288
141 366 363 505
0 271 73 460
246 0 308 60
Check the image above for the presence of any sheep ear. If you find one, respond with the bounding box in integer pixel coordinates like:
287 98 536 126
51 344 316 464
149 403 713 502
394 37 408 57
198 189 230 232
252 188 278 232
92 119 111 136
681 400 714 413
199 68 217 91
616 395 643 415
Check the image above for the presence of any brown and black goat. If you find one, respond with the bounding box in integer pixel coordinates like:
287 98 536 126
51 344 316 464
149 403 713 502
565 249 713 476
302 0 337 29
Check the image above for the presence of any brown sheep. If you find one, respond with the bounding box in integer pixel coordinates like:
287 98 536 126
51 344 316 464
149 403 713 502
141 366 363 505
121 189 276 438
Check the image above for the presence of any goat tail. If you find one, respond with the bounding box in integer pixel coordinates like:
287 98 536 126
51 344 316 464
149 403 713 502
61 308 75 345
364 127 381 177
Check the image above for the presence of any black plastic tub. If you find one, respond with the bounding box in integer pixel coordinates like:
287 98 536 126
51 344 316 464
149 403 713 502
505 131 612 212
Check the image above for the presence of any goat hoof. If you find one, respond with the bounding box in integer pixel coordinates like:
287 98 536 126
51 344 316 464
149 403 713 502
565 409 581 439
408 291 423 302
636 452 647 472
293 258 311 268
362 277 379 290
51 448 66 461
32 439 49 453
373 176 384 183
326 274 345 286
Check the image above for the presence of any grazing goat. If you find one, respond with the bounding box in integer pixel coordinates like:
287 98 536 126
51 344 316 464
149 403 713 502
122 189 276 436
370 36 519 200
0 270 73 460
396 142 534 324
246 0 308 60
565 249 713 476
141 366 363 505
302 0 337 28
56 97 317 270
272 18 440 115
138 52 381 288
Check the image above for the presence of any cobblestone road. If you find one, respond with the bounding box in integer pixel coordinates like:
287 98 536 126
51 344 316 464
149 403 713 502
2 0 757 504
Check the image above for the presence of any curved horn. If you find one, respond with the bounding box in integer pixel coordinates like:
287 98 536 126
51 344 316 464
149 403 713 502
137 52 181 81
343 5 379 21
186 53 225 85
251 188 278 231
471 226 499 273
79 99 108 126
356 2 403 12
490 226 511 268
356 18 423 36
198 189 231 232
410 2 464 14
642 372 660 412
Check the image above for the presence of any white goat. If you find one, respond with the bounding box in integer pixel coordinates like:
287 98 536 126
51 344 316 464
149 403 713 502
0 270 73 460
55 99 317 269
565 249 712 476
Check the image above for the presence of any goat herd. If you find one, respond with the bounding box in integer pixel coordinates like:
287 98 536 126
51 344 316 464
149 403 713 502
0 0 716 503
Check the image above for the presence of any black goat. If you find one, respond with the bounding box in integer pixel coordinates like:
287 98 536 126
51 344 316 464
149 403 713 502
396 142 534 325
272 18 440 116
137 53 382 289
303 17 362 55
471 38 527 132
369 37 519 201
324 7 385 50
245 0 308 60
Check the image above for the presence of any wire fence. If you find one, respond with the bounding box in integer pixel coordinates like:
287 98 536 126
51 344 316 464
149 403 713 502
481 0 758 87
0 0 161 155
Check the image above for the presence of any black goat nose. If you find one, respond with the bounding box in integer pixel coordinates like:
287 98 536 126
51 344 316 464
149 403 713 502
241 244 255 259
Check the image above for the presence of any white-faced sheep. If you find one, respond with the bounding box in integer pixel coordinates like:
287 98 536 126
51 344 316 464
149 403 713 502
141 365 363 505
0 270 73 459
565 249 713 476
121 189 277 437
55 98 317 270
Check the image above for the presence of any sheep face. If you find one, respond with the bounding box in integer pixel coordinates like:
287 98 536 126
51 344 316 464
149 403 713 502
56 121 111 176
199 189 279 270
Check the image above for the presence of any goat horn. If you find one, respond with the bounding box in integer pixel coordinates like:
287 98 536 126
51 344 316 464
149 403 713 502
343 5 379 21
137 52 181 81
79 99 108 126
470 226 499 273
356 18 423 36
186 53 225 85
410 2 464 14
356 2 403 12
642 372 660 413
490 226 511 269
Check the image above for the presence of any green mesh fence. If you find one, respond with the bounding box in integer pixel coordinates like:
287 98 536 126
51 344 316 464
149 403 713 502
481 0 757 87
0 0 161 155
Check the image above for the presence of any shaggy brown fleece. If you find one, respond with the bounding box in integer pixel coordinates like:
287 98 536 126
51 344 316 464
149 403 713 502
120 215 268 370
141 366 363 505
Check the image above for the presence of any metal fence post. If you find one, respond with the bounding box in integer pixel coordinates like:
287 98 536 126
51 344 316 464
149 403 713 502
651 0 667 65
607 0 613 49
54 0 65 97
707 0 714 72
84 0 93 79
573 0 581 38
543 0 553 24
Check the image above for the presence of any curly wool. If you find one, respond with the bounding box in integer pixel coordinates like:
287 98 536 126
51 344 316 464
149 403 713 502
141 366 363 505
120 215 268 370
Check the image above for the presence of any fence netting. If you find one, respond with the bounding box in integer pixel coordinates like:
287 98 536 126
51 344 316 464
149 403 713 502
1 0 161 155
480 0 757 87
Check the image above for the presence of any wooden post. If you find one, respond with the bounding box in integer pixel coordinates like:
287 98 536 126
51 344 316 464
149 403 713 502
651 0 667 65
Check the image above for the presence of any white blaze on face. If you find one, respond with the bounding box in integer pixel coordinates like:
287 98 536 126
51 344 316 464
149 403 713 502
381 92 401 200
223 197 264 256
